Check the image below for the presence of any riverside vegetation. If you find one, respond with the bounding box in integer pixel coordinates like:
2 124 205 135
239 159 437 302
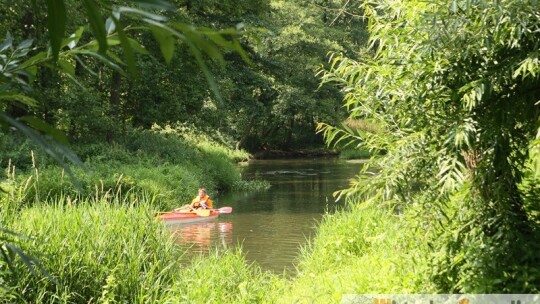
3 0 540 303
1 125 414 303
0 125 280 302
0 126 433 303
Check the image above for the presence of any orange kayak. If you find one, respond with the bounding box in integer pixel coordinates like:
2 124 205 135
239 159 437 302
157 207 232 225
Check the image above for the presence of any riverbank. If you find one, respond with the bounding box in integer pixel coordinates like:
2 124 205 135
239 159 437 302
0 127 425 302
252 148 339 159
0 126 262 211
252 147 373 160
0 126 282 301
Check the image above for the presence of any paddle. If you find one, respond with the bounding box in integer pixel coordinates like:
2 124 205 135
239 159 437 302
194 207 233 217
215 206 232 214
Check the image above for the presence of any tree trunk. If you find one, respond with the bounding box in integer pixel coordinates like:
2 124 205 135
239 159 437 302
107 71 122 143
236 116 256 150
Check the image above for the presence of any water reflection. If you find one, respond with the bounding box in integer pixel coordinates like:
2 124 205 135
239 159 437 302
169 221 233 254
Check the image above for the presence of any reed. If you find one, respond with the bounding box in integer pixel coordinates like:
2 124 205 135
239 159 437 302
164 248 285 303
2 199 183 303
0 195 285 303
282 204 434 303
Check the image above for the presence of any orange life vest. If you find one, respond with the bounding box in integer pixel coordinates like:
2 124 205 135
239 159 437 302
191 194 213 209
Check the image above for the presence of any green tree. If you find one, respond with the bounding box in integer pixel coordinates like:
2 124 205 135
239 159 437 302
191 0 367 151
319 0 540 292
0 0 251 290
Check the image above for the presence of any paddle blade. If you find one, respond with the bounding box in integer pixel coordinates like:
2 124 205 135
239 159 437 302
195 209 211 217
217 207 232 214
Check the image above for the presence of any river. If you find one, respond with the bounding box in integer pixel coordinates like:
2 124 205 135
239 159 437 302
167 158 364 274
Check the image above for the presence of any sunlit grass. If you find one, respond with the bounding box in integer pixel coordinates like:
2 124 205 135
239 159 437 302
2 199 179 302
0 125 438 302
3 126 268 211
282 205 434 303
0 192 436 302
166 249 286 303
0 197 284 303
0 125 281 302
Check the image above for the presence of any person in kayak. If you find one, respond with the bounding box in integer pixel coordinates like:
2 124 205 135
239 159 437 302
176 188 213 211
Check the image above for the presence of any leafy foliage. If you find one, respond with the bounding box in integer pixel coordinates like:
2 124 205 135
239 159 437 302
0 0 257 292
2 125 256 211
319 0 540 292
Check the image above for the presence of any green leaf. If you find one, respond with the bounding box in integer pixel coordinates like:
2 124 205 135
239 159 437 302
183 39 222 103
63 27 85 49
26 65 38 78
16 39 33 50
127 38 149 55
0 113 82 174
105 50 125 65
18 51 48 69
150 25 175 64
173 23 224 63
0 227 28 240
45 0 66 61
105 17 116 35
106 37 122 46
0 92 38 108
73 55 98 77
112 16 137 77
232 39 251 65
82 0 108 54
20 116 69 145
72 49 125 75
58 58 75 76
200 27 251 64
117 6 168 22
0 33 13 52
4 243 58 285
132 0 175 10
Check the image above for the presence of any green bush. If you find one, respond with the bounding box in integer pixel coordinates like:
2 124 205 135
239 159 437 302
2 126 267 210
0 133 55 172
338 148 372 160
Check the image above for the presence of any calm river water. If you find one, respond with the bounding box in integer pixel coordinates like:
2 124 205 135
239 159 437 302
167 158 364 274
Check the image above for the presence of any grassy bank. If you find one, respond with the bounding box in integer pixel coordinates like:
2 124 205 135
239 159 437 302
1 199 432 303
282 205 434 303
0 200 283 303
1 125 436 303
0 124 279 302
1 124 268 211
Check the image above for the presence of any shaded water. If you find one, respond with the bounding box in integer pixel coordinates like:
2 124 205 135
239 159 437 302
168 158 364 274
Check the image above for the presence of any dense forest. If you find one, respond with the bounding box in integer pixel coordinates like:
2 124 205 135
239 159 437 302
1 0 364 153
2 0 540 303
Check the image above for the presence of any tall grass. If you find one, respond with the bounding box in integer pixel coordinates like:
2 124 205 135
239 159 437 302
282 204 434 303
0 125 282 303
0 197 282 303
1 199 180 302
166 249 285 303
1 124 441 302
